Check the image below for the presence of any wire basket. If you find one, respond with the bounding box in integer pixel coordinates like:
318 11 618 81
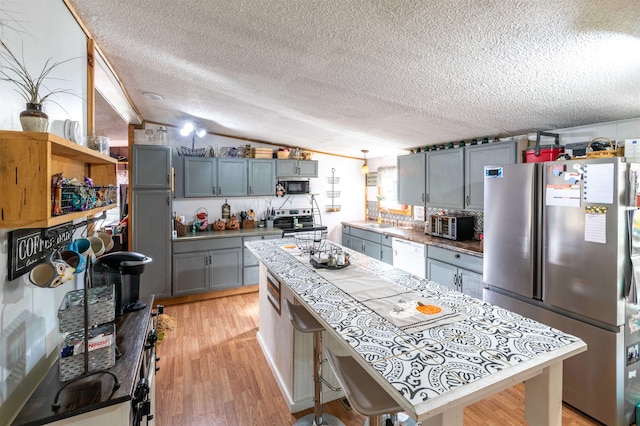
178 146 207 157
52 185 116 216
294 230 328 254
59 323 116 382
327 176 340 184
58 285 115 333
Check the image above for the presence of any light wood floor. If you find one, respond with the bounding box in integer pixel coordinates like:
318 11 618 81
155 292 602 426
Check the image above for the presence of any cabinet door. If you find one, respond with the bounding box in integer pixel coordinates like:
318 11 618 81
172 251 209 295
132 145 172 189
184 157 217 197
210 248 243 290
248 159 276 195
459 268 484 300
132 190 172 299
276 159 298 177
381 245 393 265
297 160 318 177
349 236 364 254
341 225 351 247
426 149 464 209
464 141 517 210
397 153 426 206
218 158 247 196
362 240 381 261
426 258 457 292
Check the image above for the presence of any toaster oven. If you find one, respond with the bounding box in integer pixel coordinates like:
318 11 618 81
428 214 474 241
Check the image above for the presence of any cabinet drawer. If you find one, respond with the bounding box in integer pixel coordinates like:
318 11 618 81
173 237 242 254
342 224 350 235
427 245 483 273
350 228 382 244
382 234 393 247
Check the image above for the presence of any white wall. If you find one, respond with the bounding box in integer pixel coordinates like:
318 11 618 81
0 1 88 422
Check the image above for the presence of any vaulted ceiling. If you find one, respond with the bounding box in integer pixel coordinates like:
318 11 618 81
70 0 640 157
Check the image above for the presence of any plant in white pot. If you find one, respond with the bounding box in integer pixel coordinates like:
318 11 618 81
0 39 76 132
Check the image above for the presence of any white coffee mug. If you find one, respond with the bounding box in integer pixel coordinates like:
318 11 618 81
88 235 105 257
29 252 74 288
97 231 114 252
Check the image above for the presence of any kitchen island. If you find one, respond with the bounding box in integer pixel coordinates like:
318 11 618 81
246 238 586 425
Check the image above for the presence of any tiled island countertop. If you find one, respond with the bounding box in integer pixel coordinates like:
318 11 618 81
246 238 586 425
342 220 483 256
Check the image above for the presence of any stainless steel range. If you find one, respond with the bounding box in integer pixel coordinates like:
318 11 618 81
273 208 326 236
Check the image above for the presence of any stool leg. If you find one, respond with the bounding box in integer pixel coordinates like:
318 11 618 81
294 330 344 426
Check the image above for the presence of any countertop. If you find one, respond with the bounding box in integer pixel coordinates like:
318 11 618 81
246 239 586 422
173 227 283 242
12 296 155 425
342 220 483 256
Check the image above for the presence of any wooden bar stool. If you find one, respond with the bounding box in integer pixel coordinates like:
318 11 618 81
324 346 416 426
284 298 344 426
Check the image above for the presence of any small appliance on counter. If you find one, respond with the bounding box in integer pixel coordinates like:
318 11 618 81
93 251 152 316
427 214 474 241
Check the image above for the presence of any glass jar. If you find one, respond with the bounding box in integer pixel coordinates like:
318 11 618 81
144 129 155 144
156 126 169 145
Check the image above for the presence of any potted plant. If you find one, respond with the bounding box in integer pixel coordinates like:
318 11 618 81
0 39 76 131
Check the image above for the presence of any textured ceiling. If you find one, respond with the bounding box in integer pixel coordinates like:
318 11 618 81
70 0 640 157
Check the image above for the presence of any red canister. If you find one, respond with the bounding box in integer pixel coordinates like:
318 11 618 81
524 131 564 163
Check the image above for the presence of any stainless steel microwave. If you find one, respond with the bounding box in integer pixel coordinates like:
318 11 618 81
281 180 310 194
428 214 474 241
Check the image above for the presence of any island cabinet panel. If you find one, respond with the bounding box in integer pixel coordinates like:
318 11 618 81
0 131 117 228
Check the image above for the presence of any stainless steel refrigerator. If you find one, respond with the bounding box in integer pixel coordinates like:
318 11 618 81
483 157 639 426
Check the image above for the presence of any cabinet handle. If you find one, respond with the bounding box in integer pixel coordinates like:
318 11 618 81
205 256 208 266
422 193 425 202
166 196 170 205
209 255 212 263
167 174 170 184
465 195 470 206
455 254 460 258
218 186 221 194
249 185 252 194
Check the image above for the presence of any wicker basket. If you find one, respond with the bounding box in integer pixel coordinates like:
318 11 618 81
277 150 290 159
59 323 116 381
174 219 187 236
58 285 115 333
586 137 624 158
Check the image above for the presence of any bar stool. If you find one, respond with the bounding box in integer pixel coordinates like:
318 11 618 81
324 346 415 426
284 298 344 426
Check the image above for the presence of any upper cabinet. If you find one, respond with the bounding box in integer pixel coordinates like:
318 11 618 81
426 149 464 209
397 141 519 211
276 159 318 178
218 158 248 196
464 141 517 210
248 159 276 196
131 145 172 190
0 131 117 228
397 153 426 206
184 157 217 197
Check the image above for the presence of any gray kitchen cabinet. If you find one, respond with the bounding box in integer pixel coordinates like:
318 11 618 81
464 141 517 210
218 158 248 196
172 251 209 295
426 149 464 209
397 153 426 206
248 159 276 196
184 157 217 197
243 234 282 285
131 145 172 189
276 159 318 177
349 227 382 261
427 246 483 299
172 237 243 294
381 234 393 265
341 224 350 247
132 189 172 299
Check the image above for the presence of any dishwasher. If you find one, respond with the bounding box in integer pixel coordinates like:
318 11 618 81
392 238 426 279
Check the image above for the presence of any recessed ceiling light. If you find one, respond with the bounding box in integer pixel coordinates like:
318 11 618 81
143 92 163 100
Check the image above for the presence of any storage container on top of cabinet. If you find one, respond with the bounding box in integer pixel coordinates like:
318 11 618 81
0 131 117 229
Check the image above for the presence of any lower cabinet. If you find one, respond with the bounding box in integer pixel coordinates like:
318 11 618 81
173 237 243 295
381 234 393 265
243 234 282 285
347 226 382 261
427 246 484 299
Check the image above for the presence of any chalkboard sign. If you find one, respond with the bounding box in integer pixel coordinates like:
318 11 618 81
8 222 75 281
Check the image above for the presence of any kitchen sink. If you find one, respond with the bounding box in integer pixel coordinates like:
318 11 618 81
366 223 394 228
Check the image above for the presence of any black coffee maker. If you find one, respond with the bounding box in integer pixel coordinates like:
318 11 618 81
93 251 152 316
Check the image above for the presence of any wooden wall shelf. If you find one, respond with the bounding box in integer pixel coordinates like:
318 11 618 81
0 131 117 229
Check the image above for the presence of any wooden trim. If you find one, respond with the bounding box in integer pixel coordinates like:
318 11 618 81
87 38 95 137
155 285 259 306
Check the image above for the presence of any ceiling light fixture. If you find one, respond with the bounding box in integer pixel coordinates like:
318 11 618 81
180 122 207 149
361 149 369 174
